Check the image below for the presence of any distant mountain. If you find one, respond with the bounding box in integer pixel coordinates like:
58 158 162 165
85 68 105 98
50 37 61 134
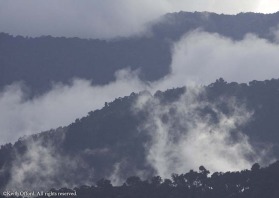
1 78 279 191
0 33 171 94
151 11 279 41
1 12 279 94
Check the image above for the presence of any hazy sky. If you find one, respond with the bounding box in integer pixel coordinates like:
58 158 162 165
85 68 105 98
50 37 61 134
0 0 278 39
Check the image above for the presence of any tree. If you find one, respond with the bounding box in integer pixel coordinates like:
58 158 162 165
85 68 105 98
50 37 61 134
96 179 112 189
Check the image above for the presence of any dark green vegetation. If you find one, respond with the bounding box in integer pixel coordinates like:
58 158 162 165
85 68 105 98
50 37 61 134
152 11 279 41
32 161 279 198
1 11 279 94
0 33 171 94
1 161 279 198
1 79 279 194
2 11 279 197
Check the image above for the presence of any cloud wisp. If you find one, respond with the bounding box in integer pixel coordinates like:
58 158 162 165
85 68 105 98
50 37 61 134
2 30 279 145
154 31 279 89
2 30 279 190
5 137 93 191
0 69 147 145
0 0 167 39
134 87 270 178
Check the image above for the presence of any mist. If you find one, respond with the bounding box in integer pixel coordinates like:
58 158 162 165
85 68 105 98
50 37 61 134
133 87 270 178
2 30 279 190
0 69 147 145
154 31 279 89
1 30 279 145
0 0 277 39
5 138 93 191
2 31 279 145
1 1 279 191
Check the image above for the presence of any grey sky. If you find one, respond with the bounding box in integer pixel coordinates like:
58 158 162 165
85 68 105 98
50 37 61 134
0 0 277 39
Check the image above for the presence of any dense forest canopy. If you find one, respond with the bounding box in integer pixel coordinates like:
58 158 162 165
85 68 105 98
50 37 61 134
1 79 279 194
1 10 279 198
1 11 279 94
19 161 279 198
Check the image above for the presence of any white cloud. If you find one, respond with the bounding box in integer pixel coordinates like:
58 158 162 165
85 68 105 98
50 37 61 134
5 138 93 191
255 0 279 14
2 31 279 145
166 0 258 14
1 30 279 188
0 0 276 39
0 0 168 39
0 69 147 145
134 87 269 178
157 31 279 87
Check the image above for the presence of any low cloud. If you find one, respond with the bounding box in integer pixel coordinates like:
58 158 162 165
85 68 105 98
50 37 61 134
134 87 270 178
2 31 279 145
0 0 276 39
1 31 279 188
0 69 147 145
5 138 93 191
155 31 279 88
0 0 167 39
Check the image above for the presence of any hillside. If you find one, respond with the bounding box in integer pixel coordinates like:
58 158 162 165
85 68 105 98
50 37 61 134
0 33 171 94
1 12 279 94
151 11 279 41
1 79 279 191
23 161 279 198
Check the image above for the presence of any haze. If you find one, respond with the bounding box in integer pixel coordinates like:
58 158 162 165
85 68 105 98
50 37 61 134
0 0 278 39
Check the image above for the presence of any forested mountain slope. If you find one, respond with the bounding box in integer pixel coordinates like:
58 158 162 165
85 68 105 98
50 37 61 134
151 11 279 41
13 161 279 198
1 12 279 94
0 33 171 94
1 79 279 191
